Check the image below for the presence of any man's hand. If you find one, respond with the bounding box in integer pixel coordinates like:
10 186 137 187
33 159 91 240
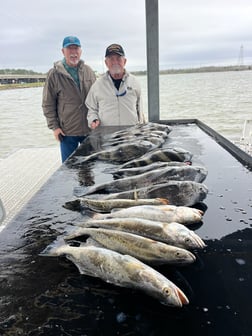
91 119 100 129
53 128 65 141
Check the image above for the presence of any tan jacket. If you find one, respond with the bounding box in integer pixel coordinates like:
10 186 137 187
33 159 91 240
42 60 96 135
86 71 145 127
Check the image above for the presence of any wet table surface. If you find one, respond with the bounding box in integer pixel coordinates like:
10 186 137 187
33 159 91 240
0 124 251 336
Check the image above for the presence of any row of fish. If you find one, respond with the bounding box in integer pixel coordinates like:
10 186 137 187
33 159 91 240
41 122 209 308
69 124 208 205
74 165 207 197
68 122 191 166
100 122 172 148
42 201 206 307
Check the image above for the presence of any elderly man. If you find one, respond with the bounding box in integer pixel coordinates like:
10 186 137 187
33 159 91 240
86 43 145 129
42 36 96 162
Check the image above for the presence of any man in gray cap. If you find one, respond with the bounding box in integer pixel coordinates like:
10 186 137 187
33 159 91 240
86 43 145 129
42 36 96 162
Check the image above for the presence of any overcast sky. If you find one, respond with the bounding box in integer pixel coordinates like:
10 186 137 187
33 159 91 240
1 0 252 73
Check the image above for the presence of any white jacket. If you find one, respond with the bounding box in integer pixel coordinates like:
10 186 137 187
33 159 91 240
86 71 145 127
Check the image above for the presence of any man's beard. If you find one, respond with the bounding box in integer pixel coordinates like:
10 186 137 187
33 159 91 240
69 55 79 66
110 65 123 76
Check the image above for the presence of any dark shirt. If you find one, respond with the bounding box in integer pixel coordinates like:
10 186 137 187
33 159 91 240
62 58 80 89
110 76 122 90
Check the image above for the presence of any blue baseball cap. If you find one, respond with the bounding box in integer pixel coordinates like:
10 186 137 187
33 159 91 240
62 36 81 48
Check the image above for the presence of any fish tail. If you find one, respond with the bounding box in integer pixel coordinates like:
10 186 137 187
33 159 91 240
63 199 81 212
39 238 66 257
102 167 118 174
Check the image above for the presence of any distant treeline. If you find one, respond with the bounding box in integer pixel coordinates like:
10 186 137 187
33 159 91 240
0 69 43 75
132 65 252 76
1 64 252 77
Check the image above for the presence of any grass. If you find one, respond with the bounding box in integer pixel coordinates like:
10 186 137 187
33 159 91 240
0 82 45 90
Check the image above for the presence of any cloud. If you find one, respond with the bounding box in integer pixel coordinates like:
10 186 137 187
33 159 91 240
1 0 252 72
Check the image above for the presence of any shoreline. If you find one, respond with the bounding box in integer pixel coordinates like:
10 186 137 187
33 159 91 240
132 65 252 76
1 65 252 90
0 82 45 91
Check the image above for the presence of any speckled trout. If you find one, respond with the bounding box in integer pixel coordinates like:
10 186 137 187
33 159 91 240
119 147 193 168
68 141 154 165
93 204 203 225
109 161 188 179
63 197 169 213
77 165 208 196
40 243 189 307
64 227 196 265
100 181 208 206
102 135 166 149
77 218 206 249
105 122 172 139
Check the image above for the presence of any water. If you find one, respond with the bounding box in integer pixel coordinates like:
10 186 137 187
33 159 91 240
1 70 251 159
0 87 55 158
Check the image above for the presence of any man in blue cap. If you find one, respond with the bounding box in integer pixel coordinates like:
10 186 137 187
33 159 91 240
42 36 96 162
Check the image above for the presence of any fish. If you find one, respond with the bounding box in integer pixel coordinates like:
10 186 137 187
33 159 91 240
105 122 172 140
76 217 206 249
63 197 169 213
69 141 154 165
75 165 208 196
109 161 189 179
64 227 196 265
111 204 204 224
119 147 193 168
140 122 172 134
93 204 203 225
101 135 166 149
100 181 208 206
40 243 188 307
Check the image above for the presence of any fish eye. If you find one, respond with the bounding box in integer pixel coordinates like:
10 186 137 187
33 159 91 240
163 287 171 296
175 251 181 257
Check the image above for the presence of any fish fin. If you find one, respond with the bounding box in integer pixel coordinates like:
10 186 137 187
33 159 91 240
80 208 97 218
91 212 104 220
110 208 124 213
64 233 90 242
86 238 103 247
157 198 169 205
66 236 100 247
133 188 138 200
